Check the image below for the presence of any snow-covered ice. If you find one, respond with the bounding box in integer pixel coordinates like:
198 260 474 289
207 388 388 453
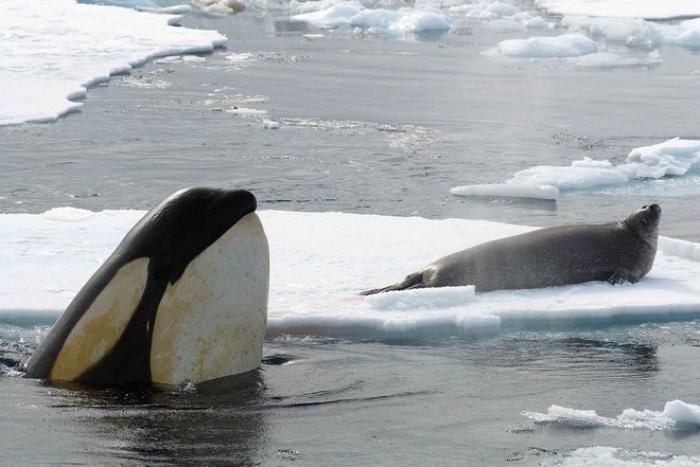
2 209 700 338
524 400 700 431
535 0 700 20
451 138 700 198
0 0 225 126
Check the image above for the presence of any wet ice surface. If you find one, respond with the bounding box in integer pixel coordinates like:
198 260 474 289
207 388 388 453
3 3 700 466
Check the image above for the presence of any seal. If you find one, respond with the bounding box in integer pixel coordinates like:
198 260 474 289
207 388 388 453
362 204 660 295
24 187 269 387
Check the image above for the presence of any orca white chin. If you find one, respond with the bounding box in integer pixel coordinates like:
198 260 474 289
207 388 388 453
150 212 269 386
24 187 269 388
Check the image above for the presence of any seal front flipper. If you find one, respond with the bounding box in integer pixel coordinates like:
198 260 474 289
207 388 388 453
24 187 269 388
607 267 637 285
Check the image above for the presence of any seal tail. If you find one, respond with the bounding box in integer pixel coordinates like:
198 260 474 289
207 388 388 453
360 272 425 296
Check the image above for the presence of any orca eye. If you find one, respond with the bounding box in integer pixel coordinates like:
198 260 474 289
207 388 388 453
640 217 649 227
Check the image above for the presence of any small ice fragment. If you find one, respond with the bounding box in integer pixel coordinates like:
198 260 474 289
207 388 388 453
449 183 559 200
263 119 280 129
495 33 598 58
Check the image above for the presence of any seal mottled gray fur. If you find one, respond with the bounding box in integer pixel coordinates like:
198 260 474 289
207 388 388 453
361 204 660 295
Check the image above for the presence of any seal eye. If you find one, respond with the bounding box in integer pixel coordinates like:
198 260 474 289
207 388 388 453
640 217 649 227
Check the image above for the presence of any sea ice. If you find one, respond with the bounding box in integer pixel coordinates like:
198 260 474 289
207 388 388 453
291 0 450 34
534 0 700 20
569 51 662 69
548 447 700 467
2 209 700 338
263 119 281 129
192 0 245 13
523 399 700 431
350 9 451 34
0 0 225 126
291 1 364 27
451 138 700 196
449 183 560 200
495 33 598 58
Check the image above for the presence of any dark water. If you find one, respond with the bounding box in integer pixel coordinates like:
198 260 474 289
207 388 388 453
2 5 700 466
3 323 700 466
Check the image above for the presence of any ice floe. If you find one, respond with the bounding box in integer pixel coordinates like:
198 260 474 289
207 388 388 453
535 0 700 20
451 138 700 199
263 118 281 129
2 209 700 338
562 15 700 49
191 0 245 13
546 447 700 467
449 184 560 200
523 400 700 431
494 33 598 58
448 1 548 31
569 51 661 69
0 0 225 126
290 0 450 34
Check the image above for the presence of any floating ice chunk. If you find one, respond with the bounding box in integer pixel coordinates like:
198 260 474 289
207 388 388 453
192 0 245 13
351 9 450 33
522 16 548 29
454 139 700 195
449 1 520 19
293 2 450 33
263 119 281 129
448 2 545 31
557 447 700 467
139 4 193 14
291 1 364 27
570 51 661 69
623 137 700 179
523 400 700 431
0 0 226 126
226 107 267 115
562 15 661 45
225 52 256 65
449 183 560 200
508 157 628 191
181 55 206 63
535 0 700 20
290 0 346 14
365 286 476 310
663 400 700 427
662 19 700 47
495 33 598 58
